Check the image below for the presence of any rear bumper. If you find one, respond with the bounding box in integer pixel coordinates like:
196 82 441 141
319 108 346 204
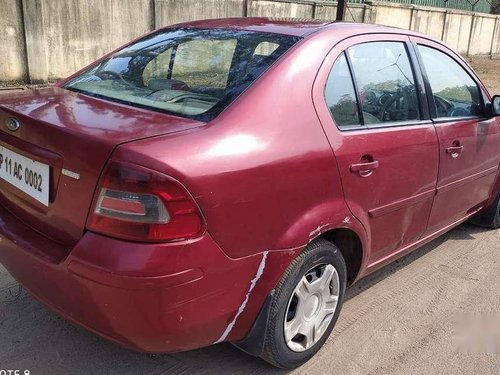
0 207 290 352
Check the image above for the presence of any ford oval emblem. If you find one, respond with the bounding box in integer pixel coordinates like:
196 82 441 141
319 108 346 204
5 118 20 132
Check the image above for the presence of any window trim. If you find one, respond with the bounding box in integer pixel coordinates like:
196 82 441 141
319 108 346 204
344 51 364 126
338 120 433 132
432 116 486 124
167 45 177 80
325 39 427 132
412 42 486 122
406 41 431 121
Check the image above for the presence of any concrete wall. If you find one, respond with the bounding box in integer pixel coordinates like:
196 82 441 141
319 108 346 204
315 3 369 23
442 11 474 55
493 19 500 55
372 2 413 29
410 7 446 40
0 0 27 82
1 0 500 84
468 14 498 56
22 0 153 82
248 0 314 18
155 0 245 27
369 1 500 57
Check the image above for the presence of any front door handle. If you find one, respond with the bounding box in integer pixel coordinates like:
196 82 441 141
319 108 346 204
350 161 379 177
446 146 464 159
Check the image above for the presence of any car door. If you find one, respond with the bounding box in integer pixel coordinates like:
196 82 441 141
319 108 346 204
312 35 439 266
411 37 500 234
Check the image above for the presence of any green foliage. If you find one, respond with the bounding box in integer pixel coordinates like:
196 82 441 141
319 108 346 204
436 85 473 102
363 80 406 92
330 95 359 126
492 0 500 14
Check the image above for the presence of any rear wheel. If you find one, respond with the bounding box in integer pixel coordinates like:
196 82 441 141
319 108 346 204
261 239 346 369
469 192 500 229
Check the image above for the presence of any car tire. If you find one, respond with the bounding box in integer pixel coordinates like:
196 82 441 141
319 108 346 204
260 239 347 369
469 192 500 229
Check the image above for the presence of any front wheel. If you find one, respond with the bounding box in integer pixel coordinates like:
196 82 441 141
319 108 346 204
260 239 347 369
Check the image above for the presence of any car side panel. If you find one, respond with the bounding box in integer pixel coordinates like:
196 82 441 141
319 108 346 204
311 34 439 264
426 118 500 232
111 35 362 260
410 37 500 233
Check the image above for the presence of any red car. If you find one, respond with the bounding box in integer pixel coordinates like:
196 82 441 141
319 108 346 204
0 18 499 368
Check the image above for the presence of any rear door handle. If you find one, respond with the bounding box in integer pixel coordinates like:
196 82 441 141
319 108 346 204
350 161 379 177
446 146 464 158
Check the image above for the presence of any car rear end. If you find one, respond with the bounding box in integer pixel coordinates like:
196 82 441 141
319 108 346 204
0 89 232 351
0 23 306 351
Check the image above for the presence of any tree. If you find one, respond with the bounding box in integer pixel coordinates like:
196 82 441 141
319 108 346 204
492 0 500 14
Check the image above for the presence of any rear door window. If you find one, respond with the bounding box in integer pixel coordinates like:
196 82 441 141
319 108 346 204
325 53 361 128
417 45 482 119
347 42 421 125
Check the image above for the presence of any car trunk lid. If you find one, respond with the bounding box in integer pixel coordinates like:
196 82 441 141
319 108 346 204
0 87 203 258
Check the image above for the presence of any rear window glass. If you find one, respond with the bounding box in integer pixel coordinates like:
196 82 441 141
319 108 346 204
64 29 299 122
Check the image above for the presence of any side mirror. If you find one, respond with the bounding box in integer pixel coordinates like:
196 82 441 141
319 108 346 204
492 95 500 116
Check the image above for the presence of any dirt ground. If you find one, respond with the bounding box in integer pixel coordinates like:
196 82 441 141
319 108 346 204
469 58 500 94
0 59 500 374
1 224 499 374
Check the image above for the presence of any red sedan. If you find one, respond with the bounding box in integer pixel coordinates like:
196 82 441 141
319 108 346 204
0 18 499 369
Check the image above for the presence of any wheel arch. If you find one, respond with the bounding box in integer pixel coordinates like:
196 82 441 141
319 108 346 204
232 225 367 355
319 227 364 286
271 199 369 286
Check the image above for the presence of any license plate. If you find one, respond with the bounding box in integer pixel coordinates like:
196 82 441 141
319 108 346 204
0 145 50 206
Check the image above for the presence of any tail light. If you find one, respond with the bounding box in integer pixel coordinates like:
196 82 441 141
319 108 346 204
87 161 204 242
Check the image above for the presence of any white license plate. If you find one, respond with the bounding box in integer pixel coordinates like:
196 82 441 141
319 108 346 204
0 145 50 206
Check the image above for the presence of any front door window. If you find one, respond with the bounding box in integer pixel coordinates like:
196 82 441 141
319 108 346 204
417 45 482 119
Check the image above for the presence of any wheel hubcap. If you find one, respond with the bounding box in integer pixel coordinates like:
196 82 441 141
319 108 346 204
284 264 340 352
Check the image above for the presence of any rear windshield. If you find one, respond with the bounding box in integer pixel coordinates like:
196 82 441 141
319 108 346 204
64 28 300 122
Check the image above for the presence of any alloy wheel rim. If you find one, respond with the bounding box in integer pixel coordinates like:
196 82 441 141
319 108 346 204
284 263 340 352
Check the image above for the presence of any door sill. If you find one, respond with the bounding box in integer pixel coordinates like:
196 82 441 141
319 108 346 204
364 206 483 273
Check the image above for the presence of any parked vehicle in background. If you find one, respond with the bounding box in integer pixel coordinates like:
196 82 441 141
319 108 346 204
0 18 498 369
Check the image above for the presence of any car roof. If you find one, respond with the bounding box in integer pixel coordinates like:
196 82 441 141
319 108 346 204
166 17 330 37
165 17 428 39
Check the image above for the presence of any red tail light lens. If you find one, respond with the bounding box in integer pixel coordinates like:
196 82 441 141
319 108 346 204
87 161 204 242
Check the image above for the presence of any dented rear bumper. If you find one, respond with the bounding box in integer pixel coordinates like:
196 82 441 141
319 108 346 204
0 207 295 352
